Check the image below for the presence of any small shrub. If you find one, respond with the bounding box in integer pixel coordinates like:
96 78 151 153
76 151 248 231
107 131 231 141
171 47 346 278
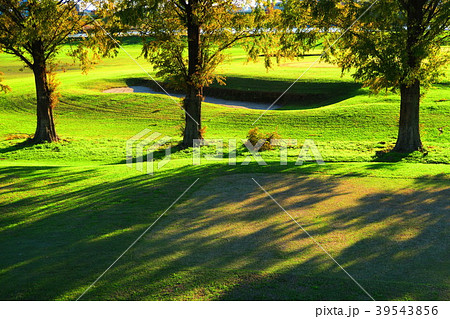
247 127 281 151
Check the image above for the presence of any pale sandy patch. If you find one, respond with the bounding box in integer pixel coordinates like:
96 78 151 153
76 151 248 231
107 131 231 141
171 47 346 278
103 86 281 110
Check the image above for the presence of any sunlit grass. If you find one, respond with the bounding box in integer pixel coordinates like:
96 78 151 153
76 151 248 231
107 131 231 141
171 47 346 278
0 39 449 301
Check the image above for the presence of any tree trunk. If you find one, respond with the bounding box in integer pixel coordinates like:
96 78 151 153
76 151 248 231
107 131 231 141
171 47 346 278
393 80 422 152
32 43 58 143
182 0 203 147
182 86 202 147
392 1 424 153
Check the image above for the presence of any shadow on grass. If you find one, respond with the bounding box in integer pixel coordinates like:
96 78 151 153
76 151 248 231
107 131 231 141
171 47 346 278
371 149 433 164
114 142 262 164
0 163 448 300
0 139 35 154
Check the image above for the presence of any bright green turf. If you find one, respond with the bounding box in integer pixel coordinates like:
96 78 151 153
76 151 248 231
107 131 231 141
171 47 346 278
1 42 449 164
0 39 449 300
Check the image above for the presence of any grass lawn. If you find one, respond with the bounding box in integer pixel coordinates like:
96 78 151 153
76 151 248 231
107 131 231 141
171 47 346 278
0 39 449 300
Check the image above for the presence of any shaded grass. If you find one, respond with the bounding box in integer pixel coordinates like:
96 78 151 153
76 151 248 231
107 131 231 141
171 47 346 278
0 163 448 300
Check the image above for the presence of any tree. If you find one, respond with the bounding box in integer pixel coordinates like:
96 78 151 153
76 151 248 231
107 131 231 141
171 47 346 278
0 0 114 143
297 0 449 152
116 0 279 147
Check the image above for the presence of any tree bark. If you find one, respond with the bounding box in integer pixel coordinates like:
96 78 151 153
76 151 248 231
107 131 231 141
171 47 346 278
393 80 422 152
31 42 58 143
182 0 203 147
182 86 202 146
393 1 424 153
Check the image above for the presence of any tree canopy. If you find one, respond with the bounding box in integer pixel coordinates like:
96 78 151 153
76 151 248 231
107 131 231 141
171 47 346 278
314 0 450 92
0 0 116 143
0 0 84 70
296 0 450 152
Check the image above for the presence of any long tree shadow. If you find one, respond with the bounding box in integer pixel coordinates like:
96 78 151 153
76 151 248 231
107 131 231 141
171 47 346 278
0 164 212 300
0 139 36 154
217 175 449 300
371 149 430 163
0 165 448 300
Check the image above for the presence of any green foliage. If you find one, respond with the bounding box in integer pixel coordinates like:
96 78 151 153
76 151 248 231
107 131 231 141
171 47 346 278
277 0 321 59
303 0 450 93
114 0 279 90
0 0 84 68
68 1 121 74
0 0 118 83
247 127 281 151
241 3 284 69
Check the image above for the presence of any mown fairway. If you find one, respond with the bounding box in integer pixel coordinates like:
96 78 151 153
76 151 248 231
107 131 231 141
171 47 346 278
0 40 449 300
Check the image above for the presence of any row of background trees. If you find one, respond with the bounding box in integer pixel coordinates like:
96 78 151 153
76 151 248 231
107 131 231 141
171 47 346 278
0 0 449 152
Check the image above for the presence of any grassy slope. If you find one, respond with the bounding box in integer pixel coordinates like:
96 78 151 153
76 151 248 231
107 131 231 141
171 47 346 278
0 41 449 300
1 44 449 164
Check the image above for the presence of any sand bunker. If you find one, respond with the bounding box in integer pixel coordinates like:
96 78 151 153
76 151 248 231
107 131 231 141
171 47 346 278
103 86 281 110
